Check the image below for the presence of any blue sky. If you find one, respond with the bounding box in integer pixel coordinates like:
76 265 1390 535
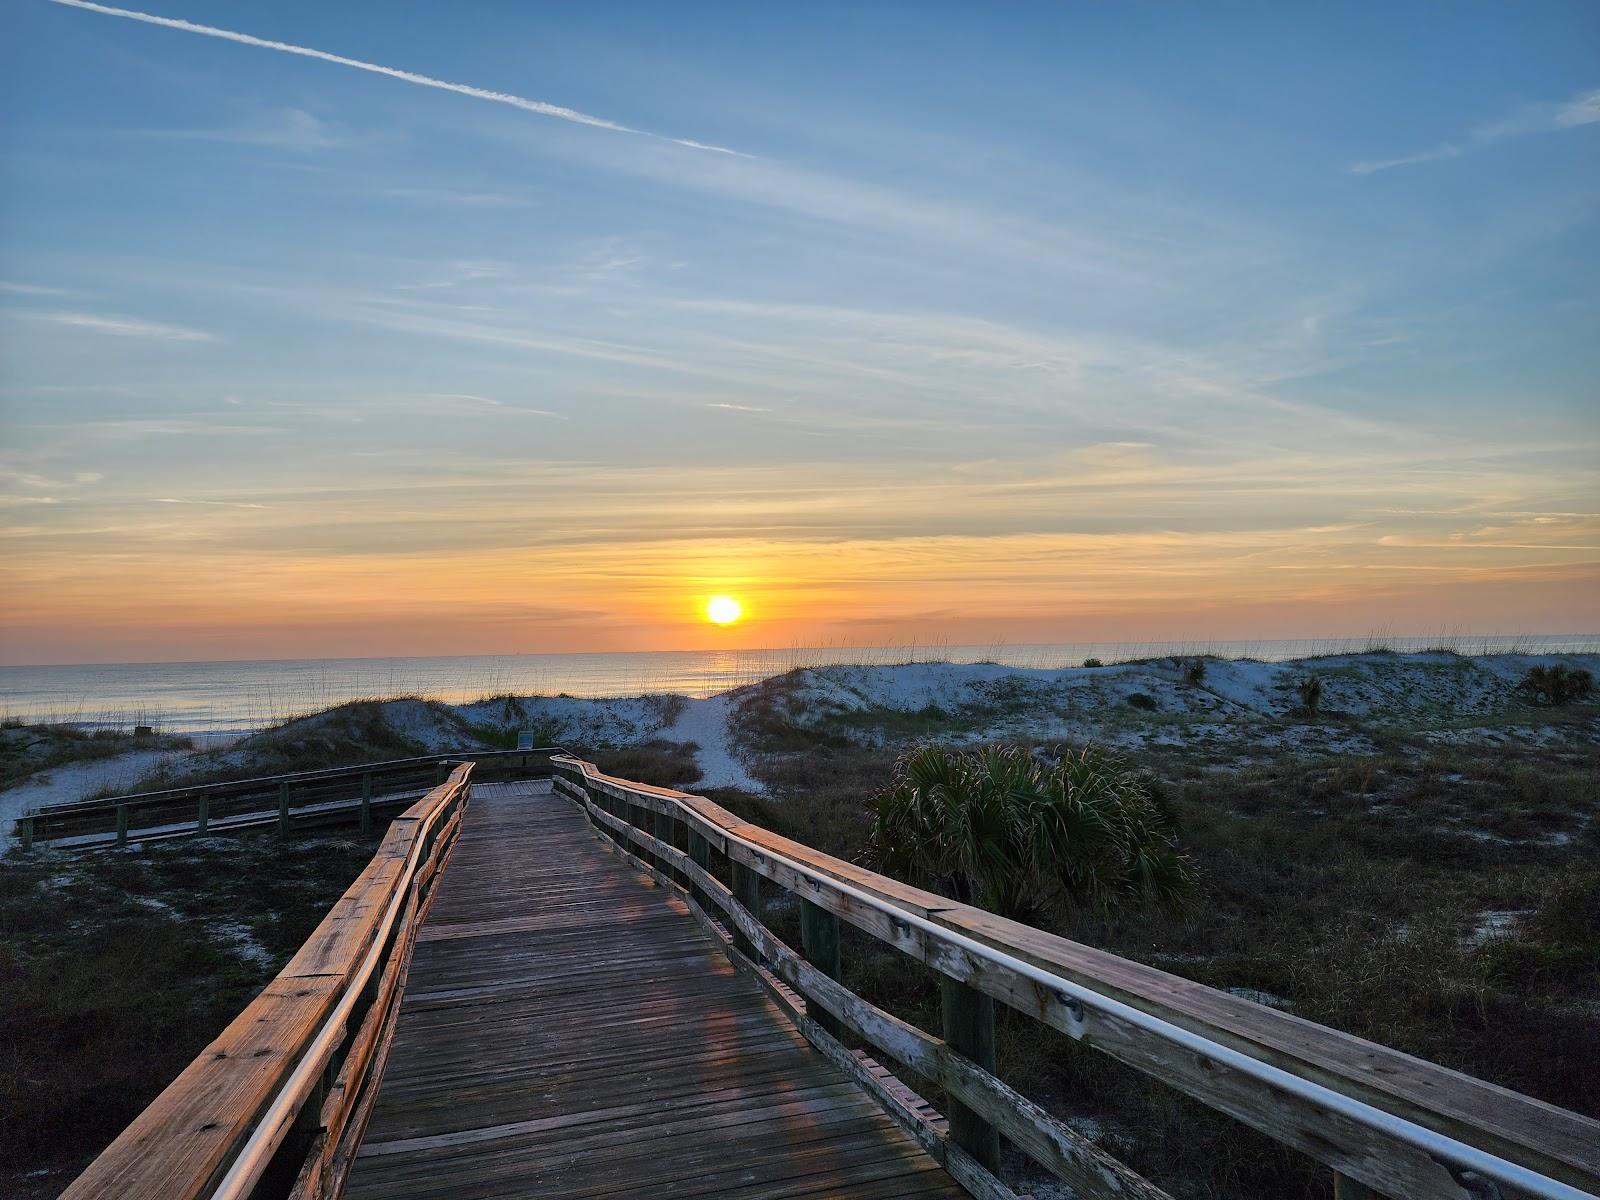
1 1 1596 663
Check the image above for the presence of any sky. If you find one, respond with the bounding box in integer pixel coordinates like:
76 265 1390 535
0 1 1597 665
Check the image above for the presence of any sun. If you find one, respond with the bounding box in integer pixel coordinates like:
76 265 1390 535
706 595 743 626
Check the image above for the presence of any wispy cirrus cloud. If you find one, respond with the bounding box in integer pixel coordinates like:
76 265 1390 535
147 107 346 152
0 281 74 297
27 310 215 342
1353 85 1600 175
152 497 270 509
47 0 747 157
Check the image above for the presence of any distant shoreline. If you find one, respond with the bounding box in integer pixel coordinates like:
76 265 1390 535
2 639 1597 737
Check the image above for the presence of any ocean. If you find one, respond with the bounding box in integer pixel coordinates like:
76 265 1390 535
1 636 1595 734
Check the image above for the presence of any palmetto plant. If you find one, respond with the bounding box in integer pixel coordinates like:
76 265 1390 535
865 745 1195 922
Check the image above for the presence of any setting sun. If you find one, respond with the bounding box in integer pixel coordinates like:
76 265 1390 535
706 595 744 626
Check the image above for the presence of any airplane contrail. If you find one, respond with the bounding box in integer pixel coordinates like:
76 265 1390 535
47 0 745 156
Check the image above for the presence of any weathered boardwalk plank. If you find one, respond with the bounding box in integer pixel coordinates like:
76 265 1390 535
345 781 964 1200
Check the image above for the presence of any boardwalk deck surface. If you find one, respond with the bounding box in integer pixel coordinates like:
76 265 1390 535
345 781 964 1200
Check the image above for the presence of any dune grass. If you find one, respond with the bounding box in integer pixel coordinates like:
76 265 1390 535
0 830 379 1198
0 724 193 791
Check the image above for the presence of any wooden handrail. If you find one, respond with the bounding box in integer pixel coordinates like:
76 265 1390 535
58 763 475 1200
551 755 1600 1200
15 747 562 849
30 747 563 816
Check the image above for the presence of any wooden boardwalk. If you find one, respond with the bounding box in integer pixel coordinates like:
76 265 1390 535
344 781 964 1200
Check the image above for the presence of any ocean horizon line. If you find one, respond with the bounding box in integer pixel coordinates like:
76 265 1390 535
4 630 1600 673
3 634 1598 735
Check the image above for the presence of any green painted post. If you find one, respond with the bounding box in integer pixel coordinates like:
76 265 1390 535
670 811 691 890
360 771 373 836
277 781 290 836
730 861 762 958
799 898 842 1039
19 816 33 853
435 761 451 786
688 830 711 911
115 804 128 847
941 979 1001 1172
196 794 209 835
1334 1174 1383 1200
653 808 675 882
630 802 656 874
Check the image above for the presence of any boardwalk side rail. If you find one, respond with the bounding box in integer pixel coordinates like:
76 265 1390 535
16 746 558 849
551 755 1600 1200
59 762 475 1200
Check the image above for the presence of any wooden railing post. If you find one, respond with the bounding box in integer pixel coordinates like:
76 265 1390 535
730 860 762 958
277 781 290 836
941 978 1001 1171
799 898 842 1039
19 815 33 852
670 812 692 891
115 803 128 847
653 808 675 881
196 794 209 835
688 830 711 911
631 801 658 875
360 771 373 836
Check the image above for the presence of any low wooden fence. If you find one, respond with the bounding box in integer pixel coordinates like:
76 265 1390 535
551 755 1600 1200
15 747 558 850
58 762 474 1200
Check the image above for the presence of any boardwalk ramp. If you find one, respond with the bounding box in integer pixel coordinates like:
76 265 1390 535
56 755 1600 1200
345 781 960 1199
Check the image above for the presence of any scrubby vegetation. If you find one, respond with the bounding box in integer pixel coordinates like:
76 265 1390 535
0 832 378 1198
590 739 703 789
0 723 191 790
725 690 1599 1200
865 744 1193 921
1518 663 1594 706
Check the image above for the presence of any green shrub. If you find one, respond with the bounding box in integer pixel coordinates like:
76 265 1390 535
1126 692 1157 711
1185 659 1207 686
864 744 1195 922
1298 674 1323 716
1516 664 1593 706
1082 657 1104 669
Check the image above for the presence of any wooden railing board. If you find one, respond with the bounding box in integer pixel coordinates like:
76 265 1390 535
935 905 1600 1191
554 757 1600 1200
680 840 1174 1200
563 774 1126 1200
60 764 472 1200
297 883 424 1200
57 978 345 1200
18 748 553 849
279 860 407 982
